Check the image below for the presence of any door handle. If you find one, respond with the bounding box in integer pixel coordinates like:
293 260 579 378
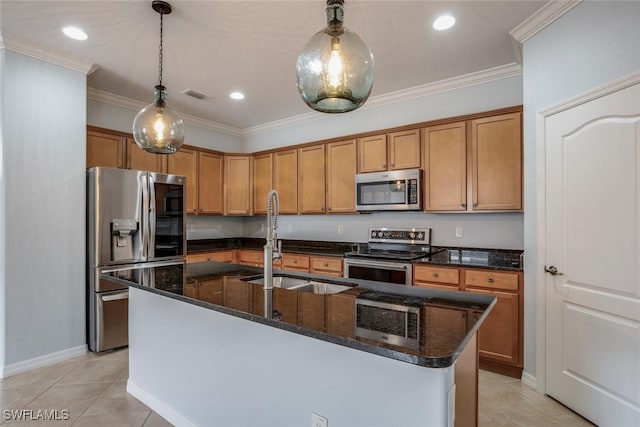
544 265 563 276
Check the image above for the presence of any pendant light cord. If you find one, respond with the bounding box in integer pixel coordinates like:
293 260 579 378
158 12 164 87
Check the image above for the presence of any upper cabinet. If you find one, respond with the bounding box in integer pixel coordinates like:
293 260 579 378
298 145 326 214
253 153 274 215
198 152 223 215
87 129 125 169
357 129 421 173
422 122 467 211
167 147 198 215
470 113 522 211
224 155 252 215
273 149 298 214
326 139 357 213
422 112 522 212
126 138 165 173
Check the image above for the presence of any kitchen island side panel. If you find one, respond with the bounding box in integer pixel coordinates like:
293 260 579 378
128 286 454 427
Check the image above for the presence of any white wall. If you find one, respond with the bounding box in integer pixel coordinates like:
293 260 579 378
522 1 640 379
0 49 6 370
1 51 87 365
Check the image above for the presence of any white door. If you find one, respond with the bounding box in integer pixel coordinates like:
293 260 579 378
544 82 640 426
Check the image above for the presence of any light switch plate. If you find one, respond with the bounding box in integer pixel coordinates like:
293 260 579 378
455 226 463 238
311 413 328 427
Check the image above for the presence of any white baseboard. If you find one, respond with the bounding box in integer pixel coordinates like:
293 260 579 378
521 371 537 390
1 344 87 379
127 379 196 427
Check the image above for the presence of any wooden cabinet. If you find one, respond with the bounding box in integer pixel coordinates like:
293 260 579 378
186 250 233 264
413 265 460 290
326 292 356 338
310 256 343 277
183 279 198 299
234 249 264 267
197 152 223 214
297 293 325 332
167 147 198 214
87 129 125 169
224 155 252 215
326 139 357 213
422 122 467 211
464 269 522 376
470 112 522 211
273 149 298 214
298 145 326 214
198 278 224 305
357 130 421 173
423 305 468 355
281 253 310 272
252 153 273 215
126 138 165 173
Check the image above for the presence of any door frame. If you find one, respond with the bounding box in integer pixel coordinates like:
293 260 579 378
535 69 640 395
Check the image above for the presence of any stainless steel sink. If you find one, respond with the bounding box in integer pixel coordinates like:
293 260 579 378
247 276 309 289
247 277 352 294
286 281 353 295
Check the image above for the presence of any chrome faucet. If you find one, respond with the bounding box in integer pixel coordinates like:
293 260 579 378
263 190 281 319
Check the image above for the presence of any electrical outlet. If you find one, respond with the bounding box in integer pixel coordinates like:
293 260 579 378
287 224 293 233
311 413 328 427
260 224 264 232
217 223 223 232
455 226 463 238
188 224 195 232
337 225 344 234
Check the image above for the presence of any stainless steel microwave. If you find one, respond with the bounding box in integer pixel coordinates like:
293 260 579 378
355 168 422 211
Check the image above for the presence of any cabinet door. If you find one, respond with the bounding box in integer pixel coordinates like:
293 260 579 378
87 130 124 169
198 278 223 305
235 249 263 267
387 129 421 170
167 147 198 214
253 153 273 215
126 138 165 173
224 155 252 215
273 149 298 214
422 122 467 211
466 287 520 365
281 253 310 272
326 139 357 213
424 305 467 354
470 112 522 211
297 293 325 332
298 145 326 214
357 134 387 172
310 256 343 277
198 152 223 214
326 293 356 338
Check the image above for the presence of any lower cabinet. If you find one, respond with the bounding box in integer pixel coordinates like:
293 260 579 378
234 249 265 267
310 256 343 277
186 250 233 264
413 264 523 377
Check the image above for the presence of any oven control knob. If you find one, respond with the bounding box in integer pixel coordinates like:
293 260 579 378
371 231 376 238
409 232 415 239
377 231 384 238
417 232 424 240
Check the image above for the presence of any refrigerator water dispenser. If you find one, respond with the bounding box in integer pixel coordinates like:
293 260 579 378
111 219 138 261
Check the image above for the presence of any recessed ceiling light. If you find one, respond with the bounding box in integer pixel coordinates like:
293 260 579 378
229 92 245 100
62 26 88 41
433 15 455 31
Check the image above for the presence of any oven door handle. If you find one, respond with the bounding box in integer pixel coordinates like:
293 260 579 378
344 258 409 270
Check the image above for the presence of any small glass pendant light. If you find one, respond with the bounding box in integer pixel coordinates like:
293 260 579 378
133 1 184 154
296 0 374 113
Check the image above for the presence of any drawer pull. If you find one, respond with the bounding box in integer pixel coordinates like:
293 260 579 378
293 259 298 264
207 257 211 262
432 272 439 278
256 256 260 260
323 262 329 267
487 277 494 283
381 163 386 168
461 203 466 208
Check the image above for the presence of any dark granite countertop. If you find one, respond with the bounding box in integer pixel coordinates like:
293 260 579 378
102 260 495 368
187 238 524 271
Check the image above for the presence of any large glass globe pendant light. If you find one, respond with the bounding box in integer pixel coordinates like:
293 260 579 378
296 0 374 113
133 1 184 154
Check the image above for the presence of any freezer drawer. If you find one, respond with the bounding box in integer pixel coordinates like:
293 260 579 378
95 290 128 352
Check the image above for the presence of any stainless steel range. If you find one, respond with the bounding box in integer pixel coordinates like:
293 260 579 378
343 227 433 286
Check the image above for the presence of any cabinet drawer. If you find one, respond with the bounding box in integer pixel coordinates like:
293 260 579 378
464 269 518 291
310 256 343 275
413 265 460 285
282 253 310 270
235 250 264 266
187 251 233 264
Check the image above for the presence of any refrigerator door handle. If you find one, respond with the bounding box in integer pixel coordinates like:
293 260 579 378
149 174 156 259
141 173 149 261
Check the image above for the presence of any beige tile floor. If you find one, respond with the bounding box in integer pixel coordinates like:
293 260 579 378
0 348 595 426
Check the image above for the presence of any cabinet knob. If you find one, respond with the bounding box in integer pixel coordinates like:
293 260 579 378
461 203 466 208
432 272 439 278
381 163 386 168
207 257 211 262
323 262 329 267
256 256 260 260
293 259 298 264
328 207 332 211
390 163 395 167
487 277 494 283
473 202 478 207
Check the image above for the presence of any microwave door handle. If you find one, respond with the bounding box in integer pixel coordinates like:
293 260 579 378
148 174 156 259
346 259 409 270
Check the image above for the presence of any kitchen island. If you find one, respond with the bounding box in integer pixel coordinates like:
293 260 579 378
103 261 495 427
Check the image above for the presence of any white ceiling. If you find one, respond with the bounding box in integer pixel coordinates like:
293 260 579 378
0 0 545 132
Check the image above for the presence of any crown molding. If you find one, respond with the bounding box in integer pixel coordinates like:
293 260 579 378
510 0 582 44
87 88 244 137
0 36 97 75
243 62 523 137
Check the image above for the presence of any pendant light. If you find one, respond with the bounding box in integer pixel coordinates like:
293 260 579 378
133 1 184 154
296 0 374 113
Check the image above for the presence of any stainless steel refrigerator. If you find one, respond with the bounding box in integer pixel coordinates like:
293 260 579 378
87 167 186 352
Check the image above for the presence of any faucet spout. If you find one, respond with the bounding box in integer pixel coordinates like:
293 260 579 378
263 190 280 319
